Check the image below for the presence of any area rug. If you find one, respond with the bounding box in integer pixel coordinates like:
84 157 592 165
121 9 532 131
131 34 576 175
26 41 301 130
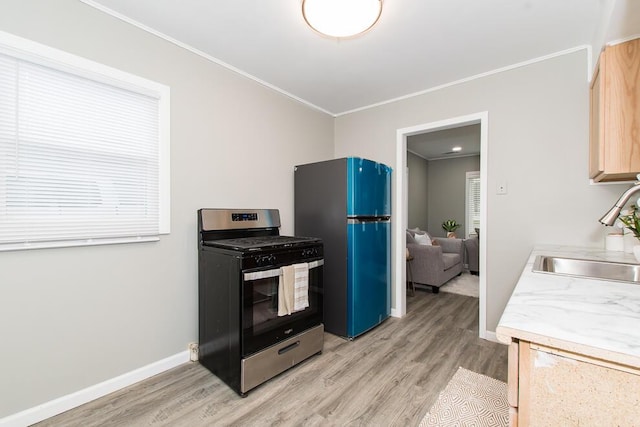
418 367 508 427
440 273 479 298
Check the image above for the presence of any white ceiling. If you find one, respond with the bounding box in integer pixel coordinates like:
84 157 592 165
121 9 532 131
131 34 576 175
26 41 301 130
81 0 605 116
408 124 480 160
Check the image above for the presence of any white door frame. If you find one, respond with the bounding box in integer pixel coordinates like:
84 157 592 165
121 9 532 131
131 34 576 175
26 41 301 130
393 111 489 339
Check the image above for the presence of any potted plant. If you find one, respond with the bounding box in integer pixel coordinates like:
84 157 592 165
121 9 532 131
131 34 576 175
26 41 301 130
442 219 461 238
617 205 640 261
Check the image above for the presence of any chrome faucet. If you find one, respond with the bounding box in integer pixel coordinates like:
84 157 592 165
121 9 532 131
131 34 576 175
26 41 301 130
599 174 640 226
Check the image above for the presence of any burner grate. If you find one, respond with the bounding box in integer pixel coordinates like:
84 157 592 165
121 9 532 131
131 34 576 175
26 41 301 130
205 235 319 251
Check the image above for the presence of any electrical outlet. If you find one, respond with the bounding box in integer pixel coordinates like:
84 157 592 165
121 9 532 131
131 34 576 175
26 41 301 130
188 342 199 362
497 181 508 195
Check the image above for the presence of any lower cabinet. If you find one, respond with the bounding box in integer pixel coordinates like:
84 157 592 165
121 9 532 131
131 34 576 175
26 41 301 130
508 340 640 426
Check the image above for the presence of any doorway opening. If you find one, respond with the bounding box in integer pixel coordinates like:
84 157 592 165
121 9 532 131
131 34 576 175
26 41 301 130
393 112 488 339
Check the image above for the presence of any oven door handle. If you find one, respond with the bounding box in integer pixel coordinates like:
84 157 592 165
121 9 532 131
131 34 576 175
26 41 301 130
243 259 324 281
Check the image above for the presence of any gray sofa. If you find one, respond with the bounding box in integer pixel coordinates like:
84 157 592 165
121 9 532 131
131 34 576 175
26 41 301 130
406 229 464 293
464 235 479 275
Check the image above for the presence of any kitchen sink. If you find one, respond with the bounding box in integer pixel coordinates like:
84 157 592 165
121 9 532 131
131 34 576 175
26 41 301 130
532 255 640 284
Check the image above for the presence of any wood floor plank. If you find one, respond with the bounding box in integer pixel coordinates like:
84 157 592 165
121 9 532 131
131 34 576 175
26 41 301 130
36 290 507 427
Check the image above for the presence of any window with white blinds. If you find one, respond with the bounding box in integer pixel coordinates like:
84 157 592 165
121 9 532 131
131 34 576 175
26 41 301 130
465 171 480 238
0 32 170 251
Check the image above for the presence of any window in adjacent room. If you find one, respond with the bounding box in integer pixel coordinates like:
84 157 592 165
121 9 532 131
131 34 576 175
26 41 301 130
465 171 480 238
0 32 170 251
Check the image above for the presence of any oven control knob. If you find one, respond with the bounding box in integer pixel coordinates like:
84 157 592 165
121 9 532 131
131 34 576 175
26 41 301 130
254 254 276 266
302 248 318 258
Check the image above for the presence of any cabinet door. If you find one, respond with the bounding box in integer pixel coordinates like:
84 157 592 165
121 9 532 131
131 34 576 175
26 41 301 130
590 39 640 182
507 341 520 427
589 57 603 179
519 344 640 425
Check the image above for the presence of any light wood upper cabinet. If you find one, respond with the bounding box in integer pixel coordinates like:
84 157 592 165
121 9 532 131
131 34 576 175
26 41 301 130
589 38 640 182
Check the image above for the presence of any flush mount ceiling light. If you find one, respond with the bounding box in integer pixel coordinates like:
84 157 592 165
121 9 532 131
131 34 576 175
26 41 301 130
452 146 462 152
302 0 383 38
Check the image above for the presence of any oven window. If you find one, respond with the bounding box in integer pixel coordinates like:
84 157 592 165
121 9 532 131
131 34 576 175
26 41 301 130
244 273 315 335
251 279 279 331
242 261 323 355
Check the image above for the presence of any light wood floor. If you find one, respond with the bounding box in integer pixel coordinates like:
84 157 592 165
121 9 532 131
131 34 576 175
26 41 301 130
37 290 508 426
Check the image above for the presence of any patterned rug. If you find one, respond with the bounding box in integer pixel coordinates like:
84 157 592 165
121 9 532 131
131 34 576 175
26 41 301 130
418 367 508 427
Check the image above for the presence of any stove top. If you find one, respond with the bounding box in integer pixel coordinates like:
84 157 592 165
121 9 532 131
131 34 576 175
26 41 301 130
203 235 321 251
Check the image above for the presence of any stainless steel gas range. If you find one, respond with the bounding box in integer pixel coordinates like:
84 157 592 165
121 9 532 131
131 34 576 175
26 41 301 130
197 208 324 396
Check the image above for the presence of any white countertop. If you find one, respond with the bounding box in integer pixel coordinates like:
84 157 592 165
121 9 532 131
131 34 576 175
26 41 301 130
496 245 640 368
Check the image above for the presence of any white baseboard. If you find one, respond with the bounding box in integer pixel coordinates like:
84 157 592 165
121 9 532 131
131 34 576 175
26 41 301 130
484 330 499 343
0 351 190 427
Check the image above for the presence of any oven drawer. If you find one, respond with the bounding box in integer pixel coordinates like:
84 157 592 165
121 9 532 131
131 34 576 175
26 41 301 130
241 324 323 393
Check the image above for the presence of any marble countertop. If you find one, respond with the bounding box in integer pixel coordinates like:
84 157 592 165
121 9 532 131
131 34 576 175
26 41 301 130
496 245 640 368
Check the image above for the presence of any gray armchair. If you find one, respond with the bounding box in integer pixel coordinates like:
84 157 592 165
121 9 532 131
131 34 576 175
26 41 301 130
464 235 479 275
406 230 464 293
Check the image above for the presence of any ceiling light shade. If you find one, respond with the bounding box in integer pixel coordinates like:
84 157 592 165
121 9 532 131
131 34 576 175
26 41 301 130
302 0 383 38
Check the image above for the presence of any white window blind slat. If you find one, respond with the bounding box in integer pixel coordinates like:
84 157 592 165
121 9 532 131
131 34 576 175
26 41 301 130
0 37 169 251
466 171 480 238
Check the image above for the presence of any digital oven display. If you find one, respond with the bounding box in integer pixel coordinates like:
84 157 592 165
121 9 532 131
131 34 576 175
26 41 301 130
232 213 258 222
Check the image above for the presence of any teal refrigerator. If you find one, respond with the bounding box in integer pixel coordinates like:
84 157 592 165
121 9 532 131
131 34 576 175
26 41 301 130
294 157 391 338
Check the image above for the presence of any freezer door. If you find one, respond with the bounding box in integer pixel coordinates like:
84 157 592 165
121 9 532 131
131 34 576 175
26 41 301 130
347 220 391 337
347 157 391 217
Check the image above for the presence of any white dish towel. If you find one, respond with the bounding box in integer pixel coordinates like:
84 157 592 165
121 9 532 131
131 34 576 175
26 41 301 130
278 263 309 316
292 262 309 312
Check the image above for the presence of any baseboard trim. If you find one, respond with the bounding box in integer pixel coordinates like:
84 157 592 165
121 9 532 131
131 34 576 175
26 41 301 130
484 330 499 343
0 350 190 427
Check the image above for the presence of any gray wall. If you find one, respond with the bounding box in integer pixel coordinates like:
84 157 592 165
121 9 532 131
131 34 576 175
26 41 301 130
428 156 480 238
334 50 627 334
0 1 334 418
591 0 617 64
590 0 640 66
407 152 429 230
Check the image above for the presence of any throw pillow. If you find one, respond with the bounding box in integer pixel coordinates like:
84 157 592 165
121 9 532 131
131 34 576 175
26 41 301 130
414 232 432 246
